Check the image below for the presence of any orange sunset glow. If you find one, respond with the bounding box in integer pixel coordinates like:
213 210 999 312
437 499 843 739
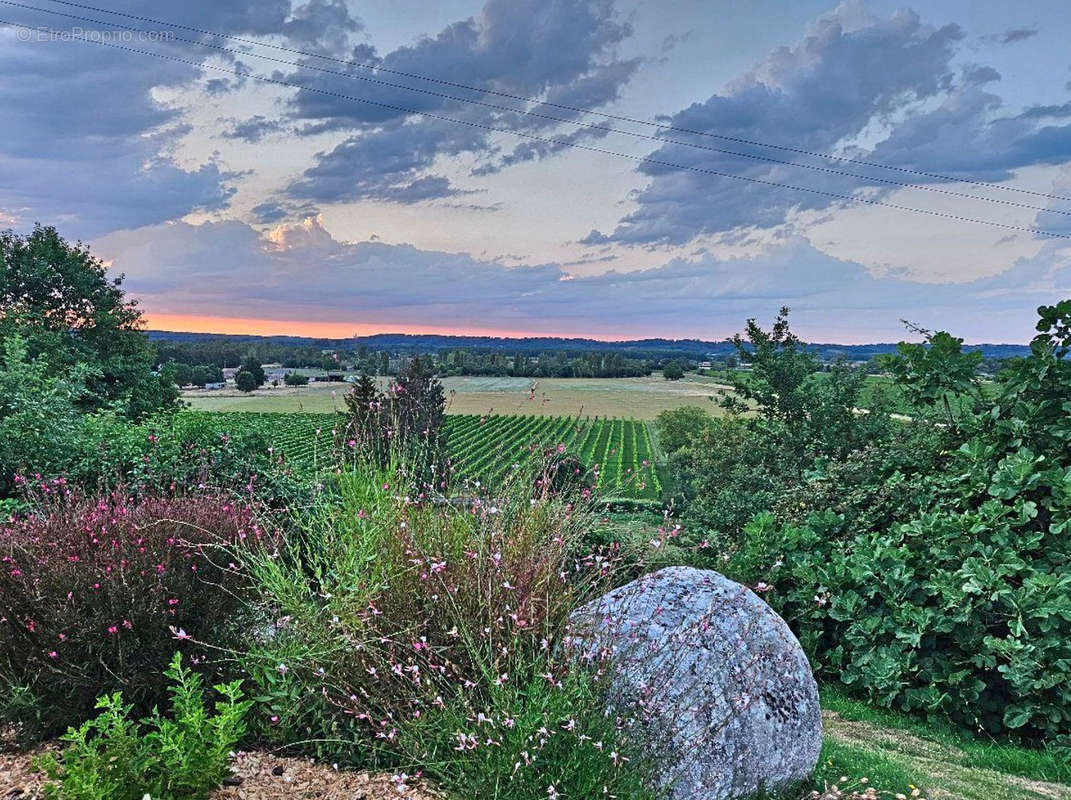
141 313 629 341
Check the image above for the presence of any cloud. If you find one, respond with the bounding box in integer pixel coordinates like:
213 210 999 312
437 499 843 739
223 115 288 142
591 4 1071 249
591 4 964 246
0 0 362 237
280 0 639 205
93 216 1070 342
997 27 1038 45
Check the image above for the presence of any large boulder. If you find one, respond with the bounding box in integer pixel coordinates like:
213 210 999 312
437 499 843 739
568 566 821 799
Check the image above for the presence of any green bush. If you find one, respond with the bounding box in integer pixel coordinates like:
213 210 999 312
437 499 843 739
35 652 250 800
724 301 1071 742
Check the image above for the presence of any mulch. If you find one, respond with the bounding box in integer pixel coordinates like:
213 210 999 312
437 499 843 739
2 748 439 799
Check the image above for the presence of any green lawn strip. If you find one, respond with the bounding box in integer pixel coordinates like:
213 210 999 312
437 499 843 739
816 687 1071 800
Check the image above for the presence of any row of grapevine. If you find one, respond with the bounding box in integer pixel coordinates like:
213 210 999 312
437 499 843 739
178 412 664 501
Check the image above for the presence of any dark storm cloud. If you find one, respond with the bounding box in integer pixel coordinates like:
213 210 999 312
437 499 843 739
281 0 639 204
589 6 1071 247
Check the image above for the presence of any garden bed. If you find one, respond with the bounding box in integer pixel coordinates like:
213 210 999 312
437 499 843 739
0 749 439 800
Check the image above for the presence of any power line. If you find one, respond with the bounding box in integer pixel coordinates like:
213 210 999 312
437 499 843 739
23 0 1071 206
5 0 1071 219
3 16 1071 242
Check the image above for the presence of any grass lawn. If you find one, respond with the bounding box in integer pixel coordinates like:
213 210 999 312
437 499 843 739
813 688 1071 800
183 374 734 419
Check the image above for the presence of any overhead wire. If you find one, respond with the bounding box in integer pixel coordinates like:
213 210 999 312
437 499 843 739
22 0 1071 206
2 15 1070 240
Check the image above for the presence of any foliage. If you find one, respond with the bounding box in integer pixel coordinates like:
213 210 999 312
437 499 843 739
283 371 309 386
654 406 712 454
0 335 94 496
723 301 1071 742
35 652 250 800
236 463 654 796
661 360 684 380
235 370 257 393
880 324 984 427
341 357 449 490
0 488 262 743
239 357 266 387
0 224 178 419
666 308 893 539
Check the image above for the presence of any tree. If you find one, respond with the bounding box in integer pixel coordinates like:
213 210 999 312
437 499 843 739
234 371 257 393
655 406 712 453
343 360 448 491
662 361 685 380
283 372 309 386
239 356 266 387
190 365 213 388
0 224 178 418
167 361 193 387
881 323 984 428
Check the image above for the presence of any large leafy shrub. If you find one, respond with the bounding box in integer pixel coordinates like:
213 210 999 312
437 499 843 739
730 301 1071 742
35 652 249 800
0 488 263 742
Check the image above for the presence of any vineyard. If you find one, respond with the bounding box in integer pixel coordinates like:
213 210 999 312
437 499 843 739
179 411 664 502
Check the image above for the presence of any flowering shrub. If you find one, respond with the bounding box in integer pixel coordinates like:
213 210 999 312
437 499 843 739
239 462 656 797
0 485 263 743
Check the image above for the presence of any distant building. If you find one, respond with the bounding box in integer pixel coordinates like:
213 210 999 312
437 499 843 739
204 382 225 390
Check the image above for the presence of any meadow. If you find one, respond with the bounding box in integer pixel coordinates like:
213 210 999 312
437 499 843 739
183 373 733 418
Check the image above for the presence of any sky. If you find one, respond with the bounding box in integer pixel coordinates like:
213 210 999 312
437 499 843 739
2 0 1071 343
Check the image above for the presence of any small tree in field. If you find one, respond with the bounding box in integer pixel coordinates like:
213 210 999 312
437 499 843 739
235 370 256 393
662 361 685 380
239 356 265 387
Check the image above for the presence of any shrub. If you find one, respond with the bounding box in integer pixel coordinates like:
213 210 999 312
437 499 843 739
35 652 250 800
238 460 654 796
283 371 309 386
0 487 263 743
725 302 1071 742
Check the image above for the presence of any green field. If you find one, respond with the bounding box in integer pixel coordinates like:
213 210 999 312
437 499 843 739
184 411 663 501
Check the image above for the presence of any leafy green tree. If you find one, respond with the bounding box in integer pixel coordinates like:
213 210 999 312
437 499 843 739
239 356 265 387
283 372 309 386
189 365 213 388
166 361 193 387
0 225 178 418
234 370 257 393
655 406 712 454
881 323 984 427
662 361 685 380
0 335 93 494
